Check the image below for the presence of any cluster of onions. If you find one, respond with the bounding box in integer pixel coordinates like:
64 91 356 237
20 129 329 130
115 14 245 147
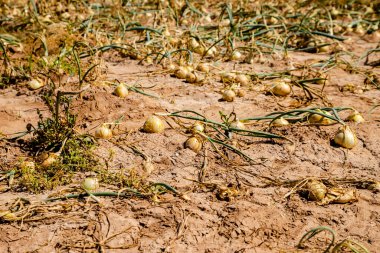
142 115 165 133
28 79 44 90
185 136 202 153
82 177 99 191
188 38 217 57
220 72 250 86
95 124 113 139
271 81 291 96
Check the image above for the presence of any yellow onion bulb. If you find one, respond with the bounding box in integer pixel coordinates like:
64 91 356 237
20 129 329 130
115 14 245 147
185 136 202 153
192 122 204 132
193 46 205 55
189 38 200 49
308 109 333 124
236 89 246 97
186 72 199 83
306 180 327 201
220 72 236 83
230 120 245 130
143 115 165 133
222 89 236 102
346 111 364 123
272 117 289 127
334 125 357 149
175 66 189 79
41 153 59 168
230 51 242 61
196 63 209 73
82 177 99 191
235 74 249 86
28 79 44 90
318 45 330 53
272 81 291 96
95 124 113 139
114 83 129 98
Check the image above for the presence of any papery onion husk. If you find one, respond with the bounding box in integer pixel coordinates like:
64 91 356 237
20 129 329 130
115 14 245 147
325 188 357 204
306 180 327 201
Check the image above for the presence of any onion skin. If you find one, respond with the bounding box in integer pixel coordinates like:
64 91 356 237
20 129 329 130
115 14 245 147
306 180 327 201
143 115 165 133
334 125 357 149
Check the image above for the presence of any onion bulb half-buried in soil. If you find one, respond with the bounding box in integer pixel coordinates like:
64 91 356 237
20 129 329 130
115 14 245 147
114 83 129 98
334 125 357 149
308 109 333 125
28 79 44 90
185 136 202 153
222 89 236 102
95 124 113 139
82 177 99 191
142 115 165 133
271 81 291 96
271 117 289 127
346 110 364 123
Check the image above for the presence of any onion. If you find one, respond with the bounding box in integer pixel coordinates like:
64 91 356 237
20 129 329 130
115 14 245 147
236 89 246 97
355 25 365 36
40 153 59 168
82 177 99 191
196 63 209 73
189 38 200 49
308 109 333 125
20 160 36 171
193 46 205 55
272 117 289 126
334 125 357 149
192 122 204 132
318 45 330 53
346 111 364 123
95 124 113 139
143 115 165 133
175 66 189 79
235 74 249 86
114 83 129 98
28 79 44 90
220 19 230 27
306 180 327 201
271 81 291 96
230 120 245 130
185 136 202 153
220 72 236 83
230 51 242 61
222 89 236 102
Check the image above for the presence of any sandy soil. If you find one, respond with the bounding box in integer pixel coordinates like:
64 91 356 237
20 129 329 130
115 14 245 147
0 35 379 253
